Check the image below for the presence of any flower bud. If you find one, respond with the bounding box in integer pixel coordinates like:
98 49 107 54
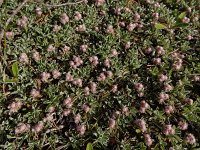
185 133 196 144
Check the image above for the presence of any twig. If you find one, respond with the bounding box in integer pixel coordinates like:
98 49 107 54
0 0 29 50
44 0 85 7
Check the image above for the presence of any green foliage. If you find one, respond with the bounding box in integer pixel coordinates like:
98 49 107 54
0 0 200 149
86 143 93 150
155 23 167 30
11 62 18 78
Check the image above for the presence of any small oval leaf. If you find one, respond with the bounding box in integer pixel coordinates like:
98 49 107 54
12 62 18 77
4 79 16 83
155 23 167 29
178 12 186 19
86 143 93 150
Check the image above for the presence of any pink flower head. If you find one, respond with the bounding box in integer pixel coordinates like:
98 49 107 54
95 0 105 6
82 104 90 113
164 84 173 92
63 97 72 107
63 45 70 53
60 13 69 24
19 53 29 64
193 75 200 81
138 92 144 97
6 31 14 40
187 35 193 40
47 44 55 52
52 70 61 79
68 61 76 68
84 87 90 95
158 74 168 82
135 119 147 132
53 25 61 33
89 56 99 66
32 121 44 133
15 123 30 134
17 16 28 28
111 84 118 93
124 41 131 49
163 124 175 135
154 2 160 7
152 13 159 20
173 61 182 71
137 23 143 28
164 105 175 114
110 49 118 57
73 78 83 87
90 82 97 93
139 100 149 113
76 24 86 32
109 118 116 129
124 7 132 13
8 101 23 113
182 17 190 23
63 109 71 116
112 111 120 119
134 13 141 21
185 133 196 144
178 121 188 130
184 98 193 105
95 26 100 32
80 44 88 52
106 71 113 78
134 83 144 92
74 11 82 21
122 105 129 116
44 113 54 122
104 58 111 67
127 23 137 32
144 47 152 54
159 92 169 103
77 124 86 135
119 21 126 27
114 7 121 15
106 25 114 34
156 46 165 56
30 89 40 99
144 134 153 147
48 106 55 113
32 51 40 62
71 55 83 68
41 72 51 82
66 72 74 81
152 57 162 65
74 113 81 124
97 72 106 81
35 7 42 16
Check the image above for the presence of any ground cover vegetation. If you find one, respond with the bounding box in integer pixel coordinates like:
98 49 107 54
0 0 200 149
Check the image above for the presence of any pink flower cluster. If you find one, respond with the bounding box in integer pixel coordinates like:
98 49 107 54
60 13 69 25
15 123 30 134
8 101 23 114
135 119 147 132
89 56 99 66
30 89 40 99
163 124 175 135
19 53 29 64
69 55 83 69
144 134 153 146
139 100 149 113
17 16 28 28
